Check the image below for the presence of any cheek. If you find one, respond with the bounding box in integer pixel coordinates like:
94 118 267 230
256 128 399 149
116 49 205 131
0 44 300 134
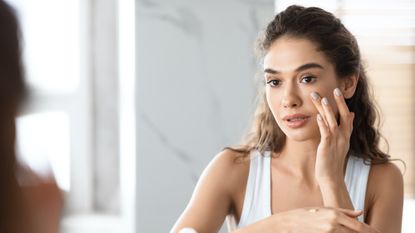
265 89 282 109
265 90 283 124
313 86 340 114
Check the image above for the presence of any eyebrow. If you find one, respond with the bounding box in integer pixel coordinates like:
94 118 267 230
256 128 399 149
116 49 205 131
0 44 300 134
264 62 324 74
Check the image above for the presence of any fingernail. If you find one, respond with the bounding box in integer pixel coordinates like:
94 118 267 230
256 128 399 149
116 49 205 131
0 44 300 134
334 88 342 97
322 97 329 105
311 92 319 101
317 114 322 121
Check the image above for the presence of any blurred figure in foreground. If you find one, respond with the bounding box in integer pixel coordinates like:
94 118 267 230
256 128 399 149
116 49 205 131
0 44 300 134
0 1 62 233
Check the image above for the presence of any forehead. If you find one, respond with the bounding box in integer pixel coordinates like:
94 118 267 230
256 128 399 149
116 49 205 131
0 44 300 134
263 36 332 72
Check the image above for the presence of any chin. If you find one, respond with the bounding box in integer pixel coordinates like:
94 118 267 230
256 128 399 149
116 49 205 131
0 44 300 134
280 126 320 142
285 132 315 142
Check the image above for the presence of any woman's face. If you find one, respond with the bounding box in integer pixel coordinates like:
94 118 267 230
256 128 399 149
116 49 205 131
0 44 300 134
263 36 340 142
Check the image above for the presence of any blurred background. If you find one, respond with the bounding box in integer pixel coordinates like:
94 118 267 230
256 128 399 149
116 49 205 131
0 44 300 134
5 0 414 232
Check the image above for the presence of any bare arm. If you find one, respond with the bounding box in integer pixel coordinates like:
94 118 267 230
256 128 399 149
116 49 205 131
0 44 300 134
365 162 404 233
170 151 236 233
310 89 356 210
170 150 290 233
319 178 355 209
232 208 372 233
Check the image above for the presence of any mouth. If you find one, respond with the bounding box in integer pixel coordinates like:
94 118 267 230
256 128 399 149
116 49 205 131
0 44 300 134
283 114 310 121
286 117 309 122
283 114 310 128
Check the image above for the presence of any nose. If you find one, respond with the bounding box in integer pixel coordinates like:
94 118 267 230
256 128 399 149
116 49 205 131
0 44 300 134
281 84 301 108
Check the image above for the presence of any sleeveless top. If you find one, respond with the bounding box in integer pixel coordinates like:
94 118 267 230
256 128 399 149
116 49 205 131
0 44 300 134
226 150 371 230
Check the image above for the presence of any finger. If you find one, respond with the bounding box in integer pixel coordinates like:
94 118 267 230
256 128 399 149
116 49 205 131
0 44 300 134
333 88 352 130
321 97 338 132
310 92 329 125
337 215 379 233
316 113 330 140
336 208 363 217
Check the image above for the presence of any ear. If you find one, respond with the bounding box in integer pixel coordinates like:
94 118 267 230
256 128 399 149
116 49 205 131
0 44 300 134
339 74 358 99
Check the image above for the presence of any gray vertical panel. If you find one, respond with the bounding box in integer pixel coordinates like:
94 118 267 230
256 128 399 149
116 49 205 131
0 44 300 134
91 0 120 214
136 0 273 232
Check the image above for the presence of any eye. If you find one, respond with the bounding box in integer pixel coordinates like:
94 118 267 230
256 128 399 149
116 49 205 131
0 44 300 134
266 79 281 87
300 75 316 84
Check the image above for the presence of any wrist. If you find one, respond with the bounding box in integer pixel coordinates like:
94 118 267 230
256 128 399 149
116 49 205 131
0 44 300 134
318 179 353 208
317 175 344 188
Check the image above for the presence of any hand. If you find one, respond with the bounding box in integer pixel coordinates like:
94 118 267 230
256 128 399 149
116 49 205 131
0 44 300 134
310 88 354 184
276 207 380 233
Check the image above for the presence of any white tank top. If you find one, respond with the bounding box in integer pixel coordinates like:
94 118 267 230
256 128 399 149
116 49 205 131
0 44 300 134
226 150 371 230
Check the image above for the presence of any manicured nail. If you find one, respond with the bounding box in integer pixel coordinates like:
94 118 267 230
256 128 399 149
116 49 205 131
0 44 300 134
334 88 342 97
322 97 329 105
311 92 319 101
317 114 322 121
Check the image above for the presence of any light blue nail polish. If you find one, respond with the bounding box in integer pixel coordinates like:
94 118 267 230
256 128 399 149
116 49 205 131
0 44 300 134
322 97 329 105
311 92 319 100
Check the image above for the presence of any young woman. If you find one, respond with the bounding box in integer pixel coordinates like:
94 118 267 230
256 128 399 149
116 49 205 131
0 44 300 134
171 5 403 233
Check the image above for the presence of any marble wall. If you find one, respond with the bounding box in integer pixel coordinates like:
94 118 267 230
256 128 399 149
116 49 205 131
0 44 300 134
135 0 274 232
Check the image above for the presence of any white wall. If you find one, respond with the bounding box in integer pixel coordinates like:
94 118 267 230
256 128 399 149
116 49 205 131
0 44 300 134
135 0 274 232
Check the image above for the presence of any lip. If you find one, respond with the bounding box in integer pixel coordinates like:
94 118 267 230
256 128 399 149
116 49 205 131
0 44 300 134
282 113 310 121
282 114 311 129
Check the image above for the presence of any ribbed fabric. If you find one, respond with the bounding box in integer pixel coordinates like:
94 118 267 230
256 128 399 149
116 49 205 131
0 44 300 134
227 150 371 230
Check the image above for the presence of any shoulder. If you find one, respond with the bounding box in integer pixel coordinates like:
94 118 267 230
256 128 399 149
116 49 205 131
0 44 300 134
170 149 251 232
364 160 404 230
367 161 403 191
195 148 252 201
366 161 404 209
203 149 251 188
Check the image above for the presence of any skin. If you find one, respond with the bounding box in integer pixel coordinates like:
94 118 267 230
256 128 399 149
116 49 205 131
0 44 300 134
20 166 63 233
170 36 403 233
263 37 357 213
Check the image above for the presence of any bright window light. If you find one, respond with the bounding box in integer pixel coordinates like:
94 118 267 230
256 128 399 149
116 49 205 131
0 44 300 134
5 0 80 94
16 111 71 191
403 199 415 233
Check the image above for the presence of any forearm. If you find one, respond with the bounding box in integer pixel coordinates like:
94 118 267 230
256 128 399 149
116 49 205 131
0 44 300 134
231 214 287 233
319 179 354 210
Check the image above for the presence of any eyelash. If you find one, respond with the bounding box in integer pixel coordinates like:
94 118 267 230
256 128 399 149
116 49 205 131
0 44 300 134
266 75 317 87
300 75 316 84
266 79 280 87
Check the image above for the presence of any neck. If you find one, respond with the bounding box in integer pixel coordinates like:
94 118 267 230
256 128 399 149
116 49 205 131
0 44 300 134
275 138 320 182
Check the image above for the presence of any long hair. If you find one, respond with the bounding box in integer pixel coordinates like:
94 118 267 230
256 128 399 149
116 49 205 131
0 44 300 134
228 5 389 164
0 1 29 232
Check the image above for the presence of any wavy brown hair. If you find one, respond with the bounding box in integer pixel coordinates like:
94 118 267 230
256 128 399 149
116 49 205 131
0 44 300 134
227 5 390 164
